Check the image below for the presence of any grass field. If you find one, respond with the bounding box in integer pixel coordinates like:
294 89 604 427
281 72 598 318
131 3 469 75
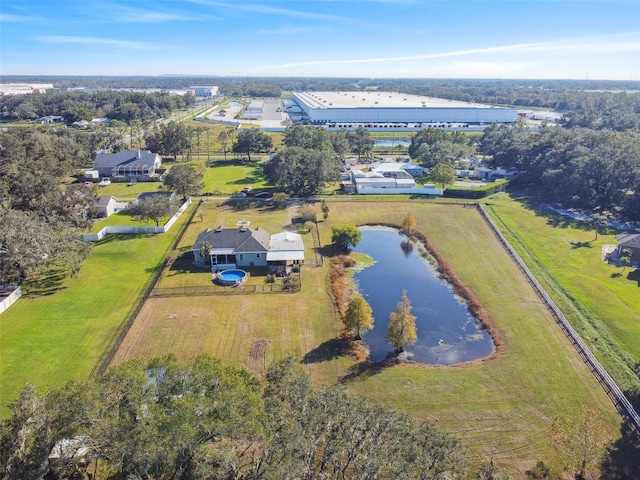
88 209 172 233
109 197 622 477
484 193 640 395
0 203 195 417
88 156 271 200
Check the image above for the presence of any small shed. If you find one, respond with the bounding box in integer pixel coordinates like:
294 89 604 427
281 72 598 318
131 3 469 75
616 233 640 264
94 196 117 218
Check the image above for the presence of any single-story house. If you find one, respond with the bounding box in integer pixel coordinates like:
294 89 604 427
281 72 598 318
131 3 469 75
616 233 640 264
192 225 304 272
93 149 162 180
473 166 518 181
36 115 64 124
94 195 117 217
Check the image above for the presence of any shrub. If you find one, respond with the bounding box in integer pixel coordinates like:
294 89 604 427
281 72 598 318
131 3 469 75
282 275 300 291
299 205 317 222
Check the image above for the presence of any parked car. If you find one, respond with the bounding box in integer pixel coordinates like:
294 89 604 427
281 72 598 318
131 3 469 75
255 192 272 199
98 178 111 187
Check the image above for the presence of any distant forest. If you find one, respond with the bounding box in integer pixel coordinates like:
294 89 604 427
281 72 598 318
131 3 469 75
1 76 639 221
2 75 640 110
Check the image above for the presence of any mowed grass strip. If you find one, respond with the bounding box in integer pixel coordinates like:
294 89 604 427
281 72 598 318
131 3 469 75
111 198 620 476
484 193 640 391
0 204 194 416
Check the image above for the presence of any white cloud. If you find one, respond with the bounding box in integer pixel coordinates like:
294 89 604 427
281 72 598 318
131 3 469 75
0 13 35 22
104 3 216 23
253 32 640 71
256 26 315 35
37 35 168 50
185 0 372 24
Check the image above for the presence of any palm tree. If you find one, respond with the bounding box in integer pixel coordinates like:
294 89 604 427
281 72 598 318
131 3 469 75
591 214 608 240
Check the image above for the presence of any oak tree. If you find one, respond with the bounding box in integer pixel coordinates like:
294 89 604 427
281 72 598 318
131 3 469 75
386 290 418 354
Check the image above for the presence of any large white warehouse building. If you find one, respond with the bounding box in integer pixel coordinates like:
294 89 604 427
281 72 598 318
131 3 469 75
290 91 517 125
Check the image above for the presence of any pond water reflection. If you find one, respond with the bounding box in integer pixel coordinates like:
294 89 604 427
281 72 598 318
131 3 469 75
355 226 495 365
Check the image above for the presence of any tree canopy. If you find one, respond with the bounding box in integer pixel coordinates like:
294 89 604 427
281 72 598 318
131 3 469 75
163 164 204 198
0 355 469 480
331 224 362 252
430 163 457 189
232 128 272 161
132 195 174 226
480 123 640 220
264 146 340 196
344 294 374 339
386 290 418 354
0 129 96 285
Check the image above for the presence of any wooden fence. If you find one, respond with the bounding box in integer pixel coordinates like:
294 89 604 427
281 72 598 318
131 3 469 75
477 204 640 437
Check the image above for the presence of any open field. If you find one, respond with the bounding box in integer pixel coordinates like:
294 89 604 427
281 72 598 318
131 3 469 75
0 204 195 417
484 193 640 395
110 197 622 476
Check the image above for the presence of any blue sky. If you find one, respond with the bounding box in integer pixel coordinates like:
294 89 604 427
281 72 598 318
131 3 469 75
1 0 639 80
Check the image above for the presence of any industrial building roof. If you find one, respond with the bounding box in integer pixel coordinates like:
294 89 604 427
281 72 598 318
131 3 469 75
293 91 497 110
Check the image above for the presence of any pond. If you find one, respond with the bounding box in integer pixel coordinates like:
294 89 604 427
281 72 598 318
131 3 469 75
373 138 411 148
354 226 495 365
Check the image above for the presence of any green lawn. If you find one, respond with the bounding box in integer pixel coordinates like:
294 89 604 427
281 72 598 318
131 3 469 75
109 198 622 477
91 180 165 200
0 203 195 417
1 191 632 476
202 160 269 195
484 192 640 393
88 209 166 233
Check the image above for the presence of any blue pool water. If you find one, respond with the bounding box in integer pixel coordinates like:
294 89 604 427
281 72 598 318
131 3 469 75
217 269 247 285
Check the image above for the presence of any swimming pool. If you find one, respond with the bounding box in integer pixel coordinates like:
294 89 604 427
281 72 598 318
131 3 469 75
217 269 248 286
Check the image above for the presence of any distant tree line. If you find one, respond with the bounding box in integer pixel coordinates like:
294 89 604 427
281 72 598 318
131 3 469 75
1 90 195 122
4 76 640 122
480 119 640 221
0 355 470 480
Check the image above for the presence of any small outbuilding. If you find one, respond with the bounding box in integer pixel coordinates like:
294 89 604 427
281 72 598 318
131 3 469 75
616 233 640 264
94 195 117 218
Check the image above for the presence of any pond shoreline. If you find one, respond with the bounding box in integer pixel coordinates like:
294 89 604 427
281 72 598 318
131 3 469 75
358 222 505 366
